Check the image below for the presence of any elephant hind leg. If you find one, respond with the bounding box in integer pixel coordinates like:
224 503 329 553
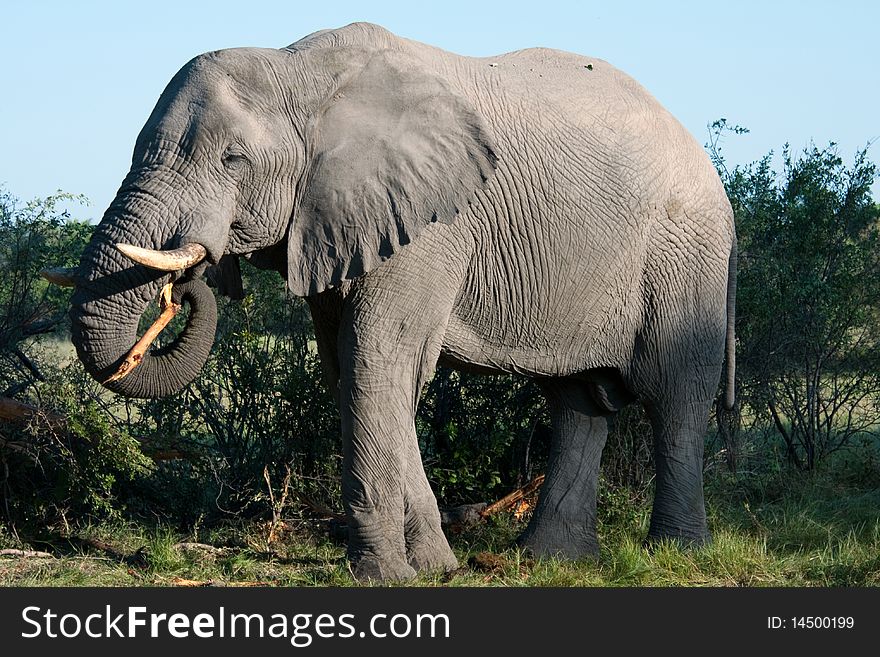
639 366 719 546
517 377 609 559
630 308 726 546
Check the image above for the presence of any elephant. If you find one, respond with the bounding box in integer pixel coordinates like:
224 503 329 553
60 22 736 582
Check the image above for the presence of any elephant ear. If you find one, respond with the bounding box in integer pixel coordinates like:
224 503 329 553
287 49 498 296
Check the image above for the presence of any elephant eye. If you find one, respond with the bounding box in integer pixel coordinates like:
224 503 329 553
221 146 249 172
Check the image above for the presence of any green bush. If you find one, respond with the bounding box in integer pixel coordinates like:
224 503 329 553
124 263 341 521
418 368 549 506
1 374 154 525
710 122 880 470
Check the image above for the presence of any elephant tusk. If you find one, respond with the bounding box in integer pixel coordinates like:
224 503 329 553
116 242 207 271
104 283 180 384
40 267 79 287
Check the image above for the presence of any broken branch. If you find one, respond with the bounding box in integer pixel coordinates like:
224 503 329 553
105 283 180 383
0 397 63 427
0 549 54 558
480 474 545 518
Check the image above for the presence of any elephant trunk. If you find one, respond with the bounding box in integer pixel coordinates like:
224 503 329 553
69 192 218 398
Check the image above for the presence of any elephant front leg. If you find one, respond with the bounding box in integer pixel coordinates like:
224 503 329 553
340 367 456 580
335 261 464 581
340 379 418 582
402 435 458 573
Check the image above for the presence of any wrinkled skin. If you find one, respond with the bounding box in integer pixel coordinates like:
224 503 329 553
69 23 736 582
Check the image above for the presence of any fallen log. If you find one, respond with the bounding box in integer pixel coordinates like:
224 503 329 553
480 474 545 519
0 397 189 462
0 397 55 424
316 477 546 543
440 503 488 532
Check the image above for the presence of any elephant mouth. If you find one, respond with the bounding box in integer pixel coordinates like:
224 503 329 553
100 242 209 384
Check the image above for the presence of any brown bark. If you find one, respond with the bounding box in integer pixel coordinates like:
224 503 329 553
0 549 54 558
480 474 545 518
105 283 181 383
0 397 57 424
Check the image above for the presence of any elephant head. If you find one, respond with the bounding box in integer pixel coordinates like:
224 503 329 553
67 26 497 397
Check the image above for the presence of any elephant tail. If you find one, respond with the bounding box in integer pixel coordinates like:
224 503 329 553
723 240 737 410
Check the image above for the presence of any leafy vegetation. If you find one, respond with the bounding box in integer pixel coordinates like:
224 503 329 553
710 122 880 470
0 191 90 397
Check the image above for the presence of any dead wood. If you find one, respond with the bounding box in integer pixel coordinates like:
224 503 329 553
480 474 545 518
0 548 54 558
105 283 180 383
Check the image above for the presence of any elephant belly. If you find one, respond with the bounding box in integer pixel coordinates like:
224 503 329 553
440 263 642 378
439 317 626 378
434 209 645 378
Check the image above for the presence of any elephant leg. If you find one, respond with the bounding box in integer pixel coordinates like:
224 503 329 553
310 290 454 574
632 254 728 546
634 326 723 545
339 368 418 582
340 364 456 580
518 378 608 559
337 289 459 581
642 372 716 546
402 435 458 573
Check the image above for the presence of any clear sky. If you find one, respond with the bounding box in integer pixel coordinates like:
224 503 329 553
1 0 877 219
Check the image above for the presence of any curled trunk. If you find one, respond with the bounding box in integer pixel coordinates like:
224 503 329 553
69 198 218 398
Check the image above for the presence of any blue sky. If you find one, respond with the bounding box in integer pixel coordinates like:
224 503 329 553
1 0 877 218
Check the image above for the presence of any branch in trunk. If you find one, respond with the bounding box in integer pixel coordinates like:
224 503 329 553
104 283 180 384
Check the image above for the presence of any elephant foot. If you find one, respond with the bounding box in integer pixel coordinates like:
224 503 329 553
645 528 712 551
350 554 417 583
407 538 459 574
647 511 711 550
517 524 600 560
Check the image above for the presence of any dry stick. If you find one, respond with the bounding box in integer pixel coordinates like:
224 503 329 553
105 283 180 384
169 577 272 588
0 549 55 558
480 474 546 519
173 542 224 554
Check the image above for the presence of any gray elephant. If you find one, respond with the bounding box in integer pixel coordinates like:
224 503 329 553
59 23 736 581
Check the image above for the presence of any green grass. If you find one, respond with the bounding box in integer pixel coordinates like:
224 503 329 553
3 461 879 587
